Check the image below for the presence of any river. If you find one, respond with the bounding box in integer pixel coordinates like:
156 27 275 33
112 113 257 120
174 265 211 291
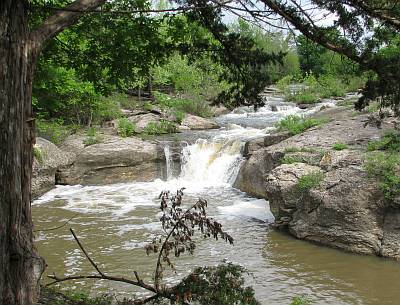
33 93 400 305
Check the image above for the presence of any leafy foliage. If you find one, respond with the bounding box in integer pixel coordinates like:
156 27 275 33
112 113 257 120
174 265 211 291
174 263 260 305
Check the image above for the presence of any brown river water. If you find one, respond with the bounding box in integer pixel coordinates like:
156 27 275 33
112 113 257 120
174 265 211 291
33 95 400 305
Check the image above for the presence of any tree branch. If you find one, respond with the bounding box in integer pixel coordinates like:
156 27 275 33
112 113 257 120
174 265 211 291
260 0 367 66
345 0 400 31
29 0 107 48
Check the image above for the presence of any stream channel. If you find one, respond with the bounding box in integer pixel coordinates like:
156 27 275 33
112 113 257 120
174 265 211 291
33 92 400 305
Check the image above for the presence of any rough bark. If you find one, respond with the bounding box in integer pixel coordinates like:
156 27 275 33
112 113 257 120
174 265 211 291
0 1 42 304
0 1 106 304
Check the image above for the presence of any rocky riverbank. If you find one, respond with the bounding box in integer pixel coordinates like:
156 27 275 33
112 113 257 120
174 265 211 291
32 112 219 199
234 106 400 259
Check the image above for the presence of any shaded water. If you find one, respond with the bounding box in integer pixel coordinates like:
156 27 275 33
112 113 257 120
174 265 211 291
33 94 400 304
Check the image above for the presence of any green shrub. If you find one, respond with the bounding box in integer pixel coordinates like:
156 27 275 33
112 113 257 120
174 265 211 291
175 263 260 305
276 75 293 92
332 143 348 150
365 152 400 200
154 92 212 118
287 92 319 104
94 96 123 124
278 72 352 104
143 102 153 111
112 93 139 111
276 115 324 135
36 119 76 145
317 74 346 98
117 118 135 137
297 171 324 191
143 119 177 135
367 131 400 152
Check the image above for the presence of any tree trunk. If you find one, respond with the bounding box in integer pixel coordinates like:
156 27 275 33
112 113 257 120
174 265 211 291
0 1 44 305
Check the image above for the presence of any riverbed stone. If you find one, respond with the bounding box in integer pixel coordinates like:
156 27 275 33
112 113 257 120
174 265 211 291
57 135 164 185
181 114 219 130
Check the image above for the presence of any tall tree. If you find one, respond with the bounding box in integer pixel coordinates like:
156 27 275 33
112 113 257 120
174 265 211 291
0 1 106 304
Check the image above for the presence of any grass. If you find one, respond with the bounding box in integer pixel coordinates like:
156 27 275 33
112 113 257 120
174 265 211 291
117 118 136 137
365 130 400 201
83 127 103 146
39 287 112 305
284 146 319 153
281 155 304 164
297 171 324 191
276 115 325 136
33 145 44 164
365 152 400 200
332 143 348 151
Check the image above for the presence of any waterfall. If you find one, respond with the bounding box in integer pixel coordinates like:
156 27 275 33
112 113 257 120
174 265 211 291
179 138 243 185
163 145 174 181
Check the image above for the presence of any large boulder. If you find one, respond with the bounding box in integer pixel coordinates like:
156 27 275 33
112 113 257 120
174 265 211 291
181 114 219 130
265 160 396 257
234 108 384 198
57 135 164 185
32 138 74 198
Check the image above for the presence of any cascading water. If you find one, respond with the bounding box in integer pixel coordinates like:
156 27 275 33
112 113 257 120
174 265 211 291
163 144 174 181
179 138 244 185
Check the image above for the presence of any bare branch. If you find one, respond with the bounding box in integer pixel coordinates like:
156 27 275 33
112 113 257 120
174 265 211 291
70 228 105 277
30 4 205 15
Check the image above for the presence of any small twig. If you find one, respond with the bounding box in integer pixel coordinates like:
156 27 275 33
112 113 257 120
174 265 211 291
70 228 105 277
34 213 79 232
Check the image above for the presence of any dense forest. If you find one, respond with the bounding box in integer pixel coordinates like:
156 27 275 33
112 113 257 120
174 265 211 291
1 1 400 305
